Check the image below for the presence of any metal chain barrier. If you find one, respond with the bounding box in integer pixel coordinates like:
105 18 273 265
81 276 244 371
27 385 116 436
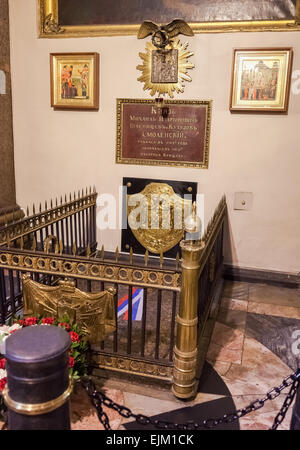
270 376 300 430
82 368 300 431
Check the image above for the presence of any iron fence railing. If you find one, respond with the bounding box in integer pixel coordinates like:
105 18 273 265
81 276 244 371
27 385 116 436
0 188 97 256
0 190 227 398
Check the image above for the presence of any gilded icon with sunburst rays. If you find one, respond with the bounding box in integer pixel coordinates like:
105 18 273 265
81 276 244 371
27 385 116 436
137 38 194 98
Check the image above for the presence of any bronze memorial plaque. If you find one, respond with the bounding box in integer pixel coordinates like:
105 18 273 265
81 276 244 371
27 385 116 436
116 99 212 168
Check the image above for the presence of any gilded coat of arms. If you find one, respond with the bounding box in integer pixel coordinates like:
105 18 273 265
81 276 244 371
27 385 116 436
127 182 192 254
22 274 116 344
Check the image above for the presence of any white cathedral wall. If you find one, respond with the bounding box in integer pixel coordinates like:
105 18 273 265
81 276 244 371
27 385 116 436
8 0 300 273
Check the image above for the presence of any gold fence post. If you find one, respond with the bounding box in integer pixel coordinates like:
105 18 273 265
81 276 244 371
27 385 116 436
172 239 204 399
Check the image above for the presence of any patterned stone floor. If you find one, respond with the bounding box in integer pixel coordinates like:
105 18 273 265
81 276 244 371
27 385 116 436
2 280 298 430
69 280 300 431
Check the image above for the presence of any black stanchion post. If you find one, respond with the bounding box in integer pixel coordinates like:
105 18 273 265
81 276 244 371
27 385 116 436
3 325 72 430
290 378 300 430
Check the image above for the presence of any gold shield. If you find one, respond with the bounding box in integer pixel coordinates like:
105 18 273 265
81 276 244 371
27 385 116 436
127 182 192 254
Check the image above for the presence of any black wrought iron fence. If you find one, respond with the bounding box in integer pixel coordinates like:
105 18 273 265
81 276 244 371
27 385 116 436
0 192 227 398
0 188 97 256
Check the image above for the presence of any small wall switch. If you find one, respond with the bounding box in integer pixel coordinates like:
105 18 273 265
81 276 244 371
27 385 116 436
233 192 253 211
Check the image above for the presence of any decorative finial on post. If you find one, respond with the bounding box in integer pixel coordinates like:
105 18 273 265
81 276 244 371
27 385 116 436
159 252 164 269
31 236 37 251
184 201 202 242
176 252 180 270
144 249 149 267
129 247 133 264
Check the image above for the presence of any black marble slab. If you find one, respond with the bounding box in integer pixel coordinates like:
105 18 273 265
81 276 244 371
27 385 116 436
246 313 300 370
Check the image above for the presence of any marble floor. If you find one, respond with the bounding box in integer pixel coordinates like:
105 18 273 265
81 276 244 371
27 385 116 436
69 280 300 431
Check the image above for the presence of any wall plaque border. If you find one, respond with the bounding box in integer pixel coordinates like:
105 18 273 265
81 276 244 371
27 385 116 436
116 98 212 169
38 0 300 38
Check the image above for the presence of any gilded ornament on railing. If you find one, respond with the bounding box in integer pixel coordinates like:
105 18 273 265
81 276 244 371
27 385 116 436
43 235 58 253
92 353 173 381
22 274 116 344
0 250 181 290
127 182 192 254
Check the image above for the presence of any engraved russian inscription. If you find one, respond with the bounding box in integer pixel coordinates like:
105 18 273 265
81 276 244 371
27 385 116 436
117 100 211 168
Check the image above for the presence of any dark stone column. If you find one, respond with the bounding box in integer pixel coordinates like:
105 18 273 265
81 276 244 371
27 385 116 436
0 0 19 220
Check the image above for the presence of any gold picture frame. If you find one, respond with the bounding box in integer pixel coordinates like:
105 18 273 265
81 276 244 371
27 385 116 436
230 48 293 113
50 52 99 110
38 0 300 38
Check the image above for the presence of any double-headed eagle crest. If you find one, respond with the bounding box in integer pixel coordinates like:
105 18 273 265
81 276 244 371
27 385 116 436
138 19 194 50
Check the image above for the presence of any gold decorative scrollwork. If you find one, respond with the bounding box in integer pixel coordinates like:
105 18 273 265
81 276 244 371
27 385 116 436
43 13 64 34
0 249 181 290
92 353 173 381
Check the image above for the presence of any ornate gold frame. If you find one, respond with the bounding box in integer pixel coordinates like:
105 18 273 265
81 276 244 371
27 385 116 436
50 52 99 110
116 98 212 169
229 47 293 113
38 0 300 38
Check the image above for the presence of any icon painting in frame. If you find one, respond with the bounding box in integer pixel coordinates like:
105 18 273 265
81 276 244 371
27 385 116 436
50 52 99 110
230 48 293 113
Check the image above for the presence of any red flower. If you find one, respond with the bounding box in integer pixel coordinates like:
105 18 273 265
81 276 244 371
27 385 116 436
42 317 55 325
14 319 25 326
69 331 80 343
25 317 38 326
69 356 75 368
0 377 7 392
58 322 70 330
9 329 19 334
0 358 5 369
